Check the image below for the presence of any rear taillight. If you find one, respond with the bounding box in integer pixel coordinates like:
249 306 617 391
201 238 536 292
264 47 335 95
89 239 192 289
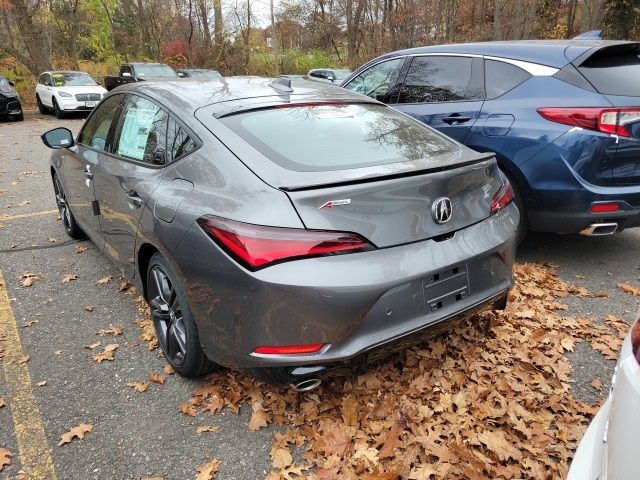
590 202 620 213
537 107 640 138
490 179 515 215
631 319 640 365
197 216 374 270
253 344 325 355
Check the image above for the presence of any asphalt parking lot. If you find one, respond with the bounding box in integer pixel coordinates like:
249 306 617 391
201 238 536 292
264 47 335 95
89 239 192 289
1 114 639 480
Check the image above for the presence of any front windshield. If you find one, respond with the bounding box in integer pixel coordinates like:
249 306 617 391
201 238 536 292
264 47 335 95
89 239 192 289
51 72 98 87
136 65 177 78
189 70 221 79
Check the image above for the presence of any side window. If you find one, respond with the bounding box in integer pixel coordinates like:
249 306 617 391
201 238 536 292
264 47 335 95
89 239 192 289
167 117 198 162
343 58 404 102
397 56 481 104
38 74 46 85
77 95 123 151
485 59 531 99
115 95 168 165
309 70 322 78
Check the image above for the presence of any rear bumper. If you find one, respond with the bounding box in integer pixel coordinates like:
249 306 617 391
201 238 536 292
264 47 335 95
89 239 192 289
58 97 101 111
528 202 640 234
171 202 518 371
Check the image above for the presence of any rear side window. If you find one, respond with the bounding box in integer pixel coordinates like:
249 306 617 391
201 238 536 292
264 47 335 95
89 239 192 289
485 60 531 99
167 118 198 162
578 46 640 96
397 56 482 104
78 94 123 151
221 103 456 172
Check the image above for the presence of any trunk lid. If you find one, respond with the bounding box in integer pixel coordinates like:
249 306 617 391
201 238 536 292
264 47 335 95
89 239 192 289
286 157 502 247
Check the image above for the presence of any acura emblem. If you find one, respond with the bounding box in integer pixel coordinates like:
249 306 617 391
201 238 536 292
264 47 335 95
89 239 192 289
432 197 452 224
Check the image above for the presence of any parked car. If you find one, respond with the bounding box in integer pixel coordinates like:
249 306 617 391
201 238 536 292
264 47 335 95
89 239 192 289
176 68 221 79
40 76 518 387
342 39 640 241
567 309 640 480
36 71 107 119
307 68 352 84
103 63 177 91
0 75 23 121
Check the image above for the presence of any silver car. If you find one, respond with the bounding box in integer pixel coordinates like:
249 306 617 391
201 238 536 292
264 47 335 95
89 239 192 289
41 76 518 387
568 309 640 480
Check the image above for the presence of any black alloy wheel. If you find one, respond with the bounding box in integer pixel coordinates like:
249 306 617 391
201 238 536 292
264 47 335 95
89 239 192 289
52 174 84 239
147 253 215 377
36 95 46 114
53 98 64 119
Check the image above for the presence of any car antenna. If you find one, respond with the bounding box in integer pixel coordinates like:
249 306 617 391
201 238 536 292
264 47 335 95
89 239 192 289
573 30 602 40
268 76 293 93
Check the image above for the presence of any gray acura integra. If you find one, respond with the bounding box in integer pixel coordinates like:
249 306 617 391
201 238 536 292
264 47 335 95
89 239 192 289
42 76 519 388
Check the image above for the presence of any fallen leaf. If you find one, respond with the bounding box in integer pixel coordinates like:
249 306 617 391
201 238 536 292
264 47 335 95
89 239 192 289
20 273 39 288
127 382 148 393
48 237 58 243
53 349 63 355
163 364 175 375
118 280 133 292
75 245 88 253
592 290 609 298
62 274 78 283
84 341 101 350
179 402 197 417
196 425 220 434
195 458 221 480
0 448 11 471
21 319 39 328
36 380 47 387
248 405 269 431
591 378 603 391
98 326 123 336
84 305 94 312
17 355 29 364
58 423 93 446
271 447 293 469
618 283 640 296
91 343 118 363
149 373 166 384
560 337 575 352
0 397 5 408
96 275 112 285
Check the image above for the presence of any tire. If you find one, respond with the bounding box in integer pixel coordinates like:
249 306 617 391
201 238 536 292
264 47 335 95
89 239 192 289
52 98 65 119
12 112 24 122
36 95 47 114
147 253 216 377
52 173 85 239
503 170 528 245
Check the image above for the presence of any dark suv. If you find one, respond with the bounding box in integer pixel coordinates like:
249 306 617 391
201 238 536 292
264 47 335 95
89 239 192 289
0 75 23 121
342 39 640 240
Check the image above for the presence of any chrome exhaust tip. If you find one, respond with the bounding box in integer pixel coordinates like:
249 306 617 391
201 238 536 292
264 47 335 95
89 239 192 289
580 222 619 236
290 378 321 392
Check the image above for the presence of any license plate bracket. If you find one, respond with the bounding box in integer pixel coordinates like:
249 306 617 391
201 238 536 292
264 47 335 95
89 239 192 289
85 101 96 108
423 264 469 312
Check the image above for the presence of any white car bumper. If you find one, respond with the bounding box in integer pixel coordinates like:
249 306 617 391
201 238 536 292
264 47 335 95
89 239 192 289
58 96 101 111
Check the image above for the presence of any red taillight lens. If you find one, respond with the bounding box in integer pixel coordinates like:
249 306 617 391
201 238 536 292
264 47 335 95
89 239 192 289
197 216 374 270
537 107 640 138
253 343 325 355
631 319 640 365
490 179 515 215
590 202 620 213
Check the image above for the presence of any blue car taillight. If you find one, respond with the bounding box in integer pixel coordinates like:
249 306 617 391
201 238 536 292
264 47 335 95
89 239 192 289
537 107 640 138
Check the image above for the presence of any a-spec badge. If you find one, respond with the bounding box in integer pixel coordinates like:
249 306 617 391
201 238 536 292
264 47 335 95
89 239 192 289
319 199 351 209
432 197 453 224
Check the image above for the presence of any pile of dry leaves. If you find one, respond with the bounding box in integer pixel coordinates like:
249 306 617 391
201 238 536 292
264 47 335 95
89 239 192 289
134 263 627 480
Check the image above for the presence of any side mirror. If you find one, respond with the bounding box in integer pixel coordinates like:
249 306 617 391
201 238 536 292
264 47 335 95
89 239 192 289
8 80 15 87
327 74 336 82
121 71 132 78
42 128 75 149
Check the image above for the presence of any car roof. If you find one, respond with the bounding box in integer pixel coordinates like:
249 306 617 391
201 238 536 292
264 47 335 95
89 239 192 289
46 71 87 75
369 39 636 68
117 76 378 116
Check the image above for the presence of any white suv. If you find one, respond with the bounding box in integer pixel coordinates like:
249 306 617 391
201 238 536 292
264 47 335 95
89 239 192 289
36 71 107 119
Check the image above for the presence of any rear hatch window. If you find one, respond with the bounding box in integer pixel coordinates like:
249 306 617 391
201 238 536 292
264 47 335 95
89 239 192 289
577 44 640 96
220 103 456 172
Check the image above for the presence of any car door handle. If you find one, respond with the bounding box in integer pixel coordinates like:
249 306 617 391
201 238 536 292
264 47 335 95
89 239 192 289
126 191 143 208
442 114 472 125
83 167 93 180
